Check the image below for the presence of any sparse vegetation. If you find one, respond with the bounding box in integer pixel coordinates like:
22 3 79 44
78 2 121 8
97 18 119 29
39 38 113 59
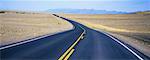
0 11 73 46
62 14 150 33
0 11 5 13
132 11 150 15
61 14 150 57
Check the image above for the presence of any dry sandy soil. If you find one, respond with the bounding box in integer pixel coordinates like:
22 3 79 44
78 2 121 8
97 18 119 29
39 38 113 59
0 11 73 46
61 14 150 57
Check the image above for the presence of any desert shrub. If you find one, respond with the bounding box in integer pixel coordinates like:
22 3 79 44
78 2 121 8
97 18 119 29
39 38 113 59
0 11 5 13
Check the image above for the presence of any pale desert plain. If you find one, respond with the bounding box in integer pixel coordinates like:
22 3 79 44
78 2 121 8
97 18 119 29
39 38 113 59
60 13 150 57
0 11 150 57
0 11 73 46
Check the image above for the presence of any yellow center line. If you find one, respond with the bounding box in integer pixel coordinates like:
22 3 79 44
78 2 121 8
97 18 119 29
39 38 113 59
64 49 75 60
58 31 85 60
55 15 86 60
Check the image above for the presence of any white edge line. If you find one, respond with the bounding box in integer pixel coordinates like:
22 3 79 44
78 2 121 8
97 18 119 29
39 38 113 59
57 15 143 60
0 14 75 50
102 31 144 60
0 29 74 50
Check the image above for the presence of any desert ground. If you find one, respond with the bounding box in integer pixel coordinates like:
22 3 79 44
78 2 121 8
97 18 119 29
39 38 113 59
0 11 73 46
61 14 150 57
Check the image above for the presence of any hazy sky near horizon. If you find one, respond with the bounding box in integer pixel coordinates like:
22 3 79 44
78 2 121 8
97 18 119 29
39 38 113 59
0 0 149 12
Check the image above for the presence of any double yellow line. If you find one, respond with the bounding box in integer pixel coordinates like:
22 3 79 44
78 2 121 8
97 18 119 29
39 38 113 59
58 25 86 60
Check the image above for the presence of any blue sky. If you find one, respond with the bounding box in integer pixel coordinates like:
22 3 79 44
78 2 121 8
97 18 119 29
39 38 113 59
0 0 149 12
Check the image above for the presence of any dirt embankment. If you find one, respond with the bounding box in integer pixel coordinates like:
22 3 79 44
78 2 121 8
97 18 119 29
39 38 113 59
0 11 73 46
61 14 150 57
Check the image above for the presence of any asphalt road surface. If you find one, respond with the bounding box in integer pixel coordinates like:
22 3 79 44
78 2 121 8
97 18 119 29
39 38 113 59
0 14 149 60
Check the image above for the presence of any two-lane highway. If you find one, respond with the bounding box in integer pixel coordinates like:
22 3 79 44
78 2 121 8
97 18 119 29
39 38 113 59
0 14 149 60
0 15 84 60
59 16 149 60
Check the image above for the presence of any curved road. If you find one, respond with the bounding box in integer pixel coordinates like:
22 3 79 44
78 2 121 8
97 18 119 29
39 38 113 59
0 14 149 60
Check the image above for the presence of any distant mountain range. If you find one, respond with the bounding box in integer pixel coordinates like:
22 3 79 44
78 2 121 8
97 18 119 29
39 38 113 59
130 10 150 14
47 9 128 14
